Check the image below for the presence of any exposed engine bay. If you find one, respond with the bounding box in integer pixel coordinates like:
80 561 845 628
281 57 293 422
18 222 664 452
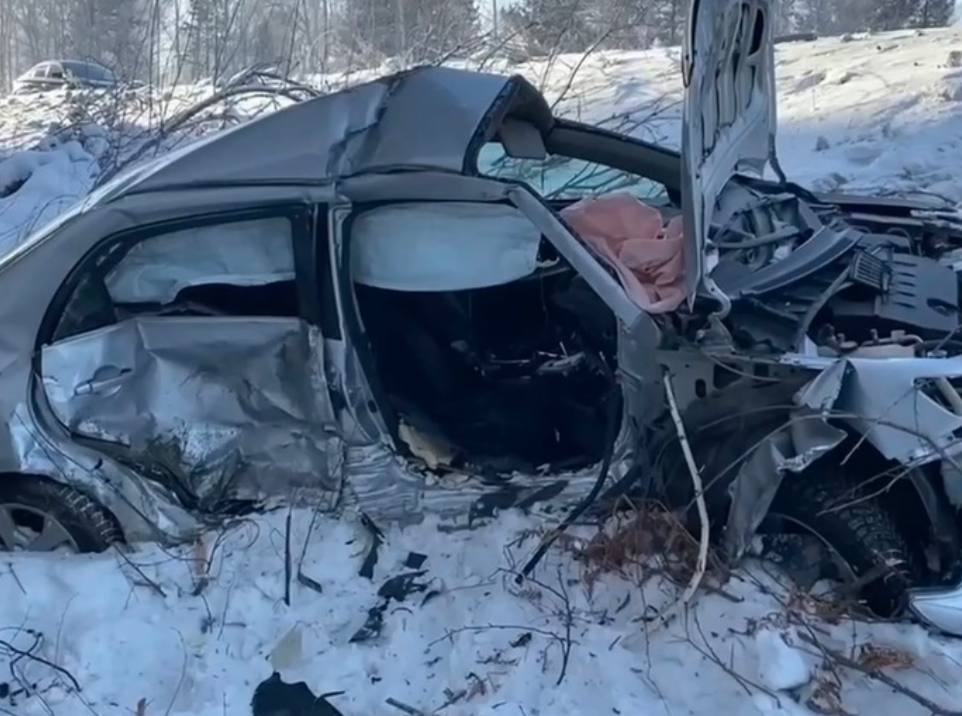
694 179 962 361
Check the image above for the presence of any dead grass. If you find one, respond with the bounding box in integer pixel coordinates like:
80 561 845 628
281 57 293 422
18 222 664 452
856 643 915 672
562 502 723 594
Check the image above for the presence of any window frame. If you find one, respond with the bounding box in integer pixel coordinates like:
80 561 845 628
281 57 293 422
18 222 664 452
36 203 322 352
478 118 682 205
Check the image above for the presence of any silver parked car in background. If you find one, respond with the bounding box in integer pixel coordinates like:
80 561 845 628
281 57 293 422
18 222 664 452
3 0 962 637
13 60 119 93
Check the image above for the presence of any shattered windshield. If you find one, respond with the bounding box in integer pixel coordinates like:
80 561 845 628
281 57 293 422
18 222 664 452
478 143 668 202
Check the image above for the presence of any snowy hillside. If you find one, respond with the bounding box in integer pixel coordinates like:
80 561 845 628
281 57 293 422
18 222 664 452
524 25 962 199
5 28 962 716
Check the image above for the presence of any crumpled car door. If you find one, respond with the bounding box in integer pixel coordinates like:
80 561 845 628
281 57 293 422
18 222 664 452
681 0 782 304
39 214 343 511
42 317 342 510
43 317 340 510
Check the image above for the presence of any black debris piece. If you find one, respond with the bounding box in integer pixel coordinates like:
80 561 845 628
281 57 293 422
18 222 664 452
420 589 442 607
349 606 385 644
468 485 523 524
378 571 429 602
516 481 569 511
350 571 432 643
251 672 345 716
297 571 324 595
359 513 385 580
510 632 532 648
404 551 428 569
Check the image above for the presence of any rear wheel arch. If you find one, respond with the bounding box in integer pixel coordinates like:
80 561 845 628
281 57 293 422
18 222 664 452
0 472 123 552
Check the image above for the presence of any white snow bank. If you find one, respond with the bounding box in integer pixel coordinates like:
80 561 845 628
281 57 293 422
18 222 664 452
754 629 812 691
0 141 97 255
4 509 962 716
505 26 962 200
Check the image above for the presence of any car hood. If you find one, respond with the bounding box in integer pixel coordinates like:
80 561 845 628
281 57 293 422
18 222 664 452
681 0 782 305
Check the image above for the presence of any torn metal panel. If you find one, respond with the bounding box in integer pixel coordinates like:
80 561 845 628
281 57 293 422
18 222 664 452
682 0 780 304
119 68 547 196
796 356 962 464
341 411 639 525
7 402 198 542
105 217 295 304
724 410 847 559
41 316 341 507
342 445 636 526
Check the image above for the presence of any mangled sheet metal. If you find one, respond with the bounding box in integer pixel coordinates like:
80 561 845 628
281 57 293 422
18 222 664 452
120 67 552 197
796 356 962 464
41 316 341 508
724 355 962 558
724 411 846 559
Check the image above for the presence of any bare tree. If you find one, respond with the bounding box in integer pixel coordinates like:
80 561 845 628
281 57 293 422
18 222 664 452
0 0 957 93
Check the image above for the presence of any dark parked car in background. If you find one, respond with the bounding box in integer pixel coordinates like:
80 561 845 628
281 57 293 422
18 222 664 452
13 60 119 93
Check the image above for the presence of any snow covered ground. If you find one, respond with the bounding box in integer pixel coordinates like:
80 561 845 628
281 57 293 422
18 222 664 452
6 510 962 716
5 27 962 716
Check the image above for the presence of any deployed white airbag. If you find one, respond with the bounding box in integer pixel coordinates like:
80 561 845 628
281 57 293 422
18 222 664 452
106 217 295 304
351 202 540 291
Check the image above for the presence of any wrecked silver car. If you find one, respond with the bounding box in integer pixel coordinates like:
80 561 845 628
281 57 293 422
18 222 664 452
3 0 962 636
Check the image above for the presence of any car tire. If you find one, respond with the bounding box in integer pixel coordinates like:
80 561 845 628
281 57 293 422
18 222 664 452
769 465 920 617
0 476 121 553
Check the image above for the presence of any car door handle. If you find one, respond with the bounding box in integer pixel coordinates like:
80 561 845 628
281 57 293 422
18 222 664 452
75 365 132 396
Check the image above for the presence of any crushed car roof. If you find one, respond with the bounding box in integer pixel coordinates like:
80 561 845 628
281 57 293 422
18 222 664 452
117 66 553 198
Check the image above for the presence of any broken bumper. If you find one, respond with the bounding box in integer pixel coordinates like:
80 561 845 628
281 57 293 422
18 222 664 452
909 585 962 636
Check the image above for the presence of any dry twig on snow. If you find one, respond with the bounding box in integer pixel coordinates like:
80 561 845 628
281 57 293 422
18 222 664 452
797 632 962 716
663 371 710 606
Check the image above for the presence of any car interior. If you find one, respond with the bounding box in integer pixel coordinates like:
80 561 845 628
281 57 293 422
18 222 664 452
347 201 621 476
342 121 683 477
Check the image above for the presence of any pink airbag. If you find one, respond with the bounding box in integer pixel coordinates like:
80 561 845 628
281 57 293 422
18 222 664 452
561 193 685 313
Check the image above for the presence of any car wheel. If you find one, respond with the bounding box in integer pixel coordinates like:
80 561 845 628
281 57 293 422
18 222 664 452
765 465 920 617
0 476 120 553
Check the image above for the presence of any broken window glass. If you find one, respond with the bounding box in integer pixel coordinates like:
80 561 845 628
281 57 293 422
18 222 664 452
105 217 295 305
478 143 668 202
53 216 299 342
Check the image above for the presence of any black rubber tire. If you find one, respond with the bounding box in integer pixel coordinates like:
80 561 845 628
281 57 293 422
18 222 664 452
0 476 121 553
771 465 920 617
